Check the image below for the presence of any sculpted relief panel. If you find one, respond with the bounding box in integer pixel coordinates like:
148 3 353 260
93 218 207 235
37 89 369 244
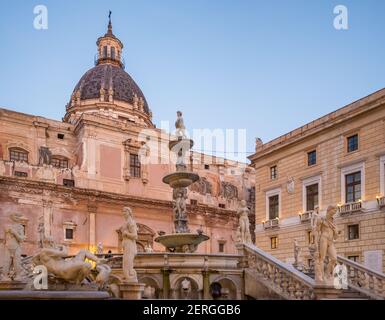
220 181 238 200
189 177 213 195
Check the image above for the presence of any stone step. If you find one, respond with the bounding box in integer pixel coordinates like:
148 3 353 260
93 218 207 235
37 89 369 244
339 289 368 299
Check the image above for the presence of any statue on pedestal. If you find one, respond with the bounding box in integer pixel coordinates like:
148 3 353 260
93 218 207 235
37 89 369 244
1 213 26 281
120 207 138 282
37 216 45 248
97 242 103 255
172 188 189 233
293 238 302 270
237 200 252 244
175 111 187 138
38 146 52 165
312 205 338 283
180 278 192 299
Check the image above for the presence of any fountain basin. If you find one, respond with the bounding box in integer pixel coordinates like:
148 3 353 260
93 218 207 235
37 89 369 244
154 233 209 253
169 139 194 151
162 171 199 188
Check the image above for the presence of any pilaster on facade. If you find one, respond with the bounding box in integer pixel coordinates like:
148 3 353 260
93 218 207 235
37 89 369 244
88 199 98 247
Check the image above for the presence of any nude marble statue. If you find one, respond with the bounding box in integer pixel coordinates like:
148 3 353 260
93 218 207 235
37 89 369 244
312 205 338 283
120 207 138 282
175 111 187 138
1 213 26 281
32 237 106 284
293 238 301 267
238 200 252 244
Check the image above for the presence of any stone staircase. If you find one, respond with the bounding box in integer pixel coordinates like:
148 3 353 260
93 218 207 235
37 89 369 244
237 243 385 300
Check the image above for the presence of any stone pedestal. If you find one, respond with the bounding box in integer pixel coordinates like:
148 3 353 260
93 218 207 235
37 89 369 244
119 282 145 300
0 281 27 291
314 284 342 300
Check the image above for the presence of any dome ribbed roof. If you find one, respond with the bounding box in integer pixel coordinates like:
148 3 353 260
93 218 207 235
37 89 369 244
72 64 149 114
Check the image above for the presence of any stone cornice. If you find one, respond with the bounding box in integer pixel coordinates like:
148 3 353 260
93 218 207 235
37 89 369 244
66 102 154 129
0 107 74 131
73 113 158 136
0 176 236 221
249 88 385 163
0 175 171 209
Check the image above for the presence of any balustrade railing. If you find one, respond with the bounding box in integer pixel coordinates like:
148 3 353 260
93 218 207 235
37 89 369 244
299 210 313 223
338 201 362 215
337 255 385 300
239 243 316 300
263 218 279 229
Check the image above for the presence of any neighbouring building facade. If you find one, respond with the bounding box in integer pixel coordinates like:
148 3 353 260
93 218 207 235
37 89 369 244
249 88 385 273
0 19 255 263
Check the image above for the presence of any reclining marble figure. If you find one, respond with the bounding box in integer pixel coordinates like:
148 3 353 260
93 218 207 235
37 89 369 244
32 237 109 284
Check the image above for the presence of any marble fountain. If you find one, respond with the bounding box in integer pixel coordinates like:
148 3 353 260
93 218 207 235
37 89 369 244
155 111 209 252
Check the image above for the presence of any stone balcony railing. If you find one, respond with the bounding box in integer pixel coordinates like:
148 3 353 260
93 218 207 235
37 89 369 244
237 243 316 300
299 211 313 223
337 255 385 300
0 160 74 182
263 218 279 229
338 201 362 215
377 196 385 208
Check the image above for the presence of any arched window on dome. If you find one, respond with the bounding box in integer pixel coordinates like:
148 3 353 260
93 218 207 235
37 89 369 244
51 156 69 169
103 46 107 58
111 47 115 60
9 147 28 163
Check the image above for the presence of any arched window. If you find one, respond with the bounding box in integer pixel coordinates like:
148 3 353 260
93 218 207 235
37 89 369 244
51 156 69 169
111 47 115 60
9 147 28 163
103 46 107 58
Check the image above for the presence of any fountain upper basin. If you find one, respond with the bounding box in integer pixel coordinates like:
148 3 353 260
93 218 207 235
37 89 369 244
162 171 199 188
169 138 194 151
154 233 209 253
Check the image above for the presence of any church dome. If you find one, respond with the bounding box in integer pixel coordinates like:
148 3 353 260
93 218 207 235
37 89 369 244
72 64 150 114
64 13 152 126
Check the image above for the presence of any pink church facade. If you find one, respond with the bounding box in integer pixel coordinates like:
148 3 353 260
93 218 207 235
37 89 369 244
0 20 255 262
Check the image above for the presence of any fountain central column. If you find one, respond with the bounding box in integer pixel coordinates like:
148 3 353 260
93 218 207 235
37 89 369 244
154 111 209 253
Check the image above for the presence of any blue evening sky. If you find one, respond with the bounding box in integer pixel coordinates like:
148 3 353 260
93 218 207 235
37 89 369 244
0 0 384 162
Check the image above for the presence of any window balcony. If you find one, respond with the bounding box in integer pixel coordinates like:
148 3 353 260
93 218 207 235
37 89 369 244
338 201 362 215
299 210 313 223
263 218 279 230
377 196 385 208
